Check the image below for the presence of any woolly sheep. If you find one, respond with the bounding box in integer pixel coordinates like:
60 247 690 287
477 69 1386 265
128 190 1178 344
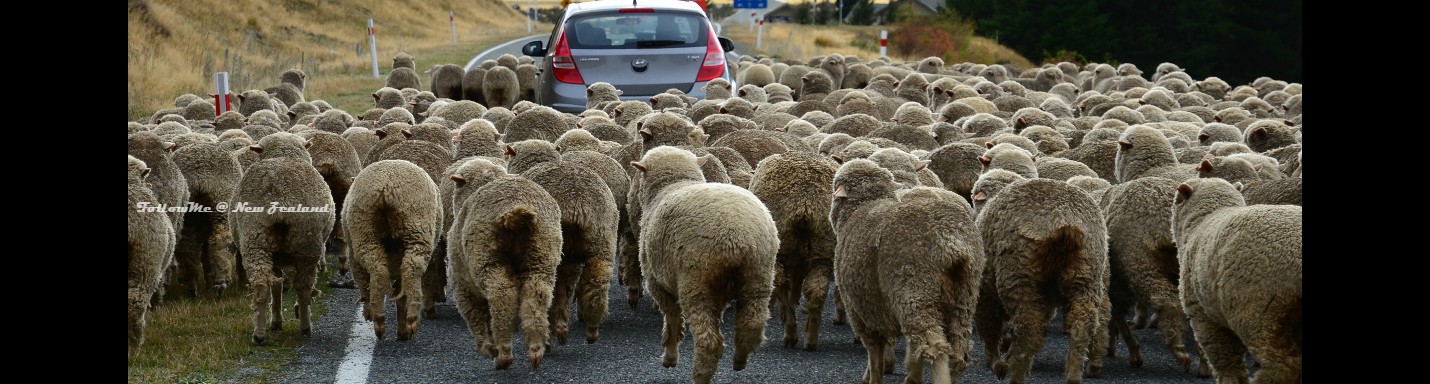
980 142 1038 179
972 174 1110 383
462 67 487 105
483 66 521 109
507 140 618 345
170 142 243 297
128 132 189 298
740 63 776 87
1061 141 1121 185
1244 120 1298 153
633 146 779 384
128 155 176 356
830 159 983 384
237 89 277 117
300 131 363 284
1172 178 1302 383
447 158 562 370
392 52 416 70
516 64 539 103
344 160 442 341
764 83 795 103
1116 125 1197 183
748 152 839 351
386 66 422 91
230 132 336 344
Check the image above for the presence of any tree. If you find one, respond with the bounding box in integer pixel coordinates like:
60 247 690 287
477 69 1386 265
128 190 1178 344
849 0 875 25
813 0 830 25
793 2 813 24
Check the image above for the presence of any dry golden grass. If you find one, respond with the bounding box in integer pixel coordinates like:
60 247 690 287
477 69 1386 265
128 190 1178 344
128 0 537 121
721 22 1032 69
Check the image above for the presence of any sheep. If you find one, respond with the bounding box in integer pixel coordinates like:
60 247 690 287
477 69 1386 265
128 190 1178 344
391 52 416 70
462 67 487 105
633 146 779 384
235 89 277 117
506 140 618 345
748 152 839 351
820 113 881 138
843 63 873 90
650 93 689 111
298 131 364 282
370 87 405 110
215 111 246 132
128 155 176 356
266 69 307 107
778 65 814 100
980 142 1039 179
971 172 1111 384
1036 156 1098 182
342 159 442 341
128 132 189 300
703 77 734 100
183 99 217 122
169 142 243 297
1116 125 1197 183
1061 141 1121 185
1196 155 1272 185
447 158 562 370
502 105 571 144
740 63 776 87
1197 122 1242 146
1091 174 1205 373
229 132 336 344
1244 120 1298 153
426 64 466 100
830 159 983 384
1172 178 1302 383
483 66 521 110
517 64 539 102
818 54 848 90
480 107 517 134
925 142 987 201
386 66 422 91
868 124 940 152
764 83 795 103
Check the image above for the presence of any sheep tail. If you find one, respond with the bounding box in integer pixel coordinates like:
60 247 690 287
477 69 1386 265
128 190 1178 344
1036 225 1085 294
500 205 538 232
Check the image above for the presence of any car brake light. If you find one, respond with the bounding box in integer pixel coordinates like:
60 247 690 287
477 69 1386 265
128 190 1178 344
620 8 654 13
551 28 584 84
695 25 725 82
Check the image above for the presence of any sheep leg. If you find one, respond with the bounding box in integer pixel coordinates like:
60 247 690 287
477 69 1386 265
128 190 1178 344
397 242 429 341
550 263 581 346
1132 301 1155 329
454 285 496 359
832 286 848 325
422 243 447 319
802 262 832 351
1109 295 1143 367
175 227 204 297
906 329 954 384
975 290 1008 378
858 332 887 384
243 244 274 344
903 337 924 384
650 284 683 368
1188 318 1249 384
620 231 643 309
355 241 390 339
946 260 982 380
128 292 148 357
269 275 285 332
775 272 799 348
294 261 317 337
519 272 555 369
733 281 771 371
883 338 897 374
1087 291 1113 378
1006 301 1053 384
207 215 236 295
577 256 612 344
1064 298 1098 384
686 300 724 384
1150 293 1191 371
1243 323 1301 384
480 269 518 370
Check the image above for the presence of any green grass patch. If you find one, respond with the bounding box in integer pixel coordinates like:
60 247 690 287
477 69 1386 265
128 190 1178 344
127 267 336 384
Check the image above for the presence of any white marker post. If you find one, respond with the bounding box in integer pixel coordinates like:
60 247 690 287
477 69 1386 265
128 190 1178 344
449 11 457 44
213 72 231 116
750 11 756 32
527 6 534 33
757 19 764 49
879 30 888 58
368 19 379 78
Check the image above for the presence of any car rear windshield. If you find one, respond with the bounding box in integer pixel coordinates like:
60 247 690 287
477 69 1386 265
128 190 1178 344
565 11 708 49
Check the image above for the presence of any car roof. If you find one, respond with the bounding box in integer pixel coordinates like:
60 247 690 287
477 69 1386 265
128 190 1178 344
569 0 705 14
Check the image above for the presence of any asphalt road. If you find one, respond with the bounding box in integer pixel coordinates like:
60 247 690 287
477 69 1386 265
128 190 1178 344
260 257 1210 383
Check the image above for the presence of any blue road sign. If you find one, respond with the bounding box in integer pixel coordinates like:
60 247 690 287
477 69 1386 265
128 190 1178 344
733 0 767 8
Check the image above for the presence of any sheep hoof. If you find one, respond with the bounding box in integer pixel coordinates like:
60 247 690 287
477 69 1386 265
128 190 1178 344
1087 364 1102 378
586 328 599 344
300 327 311 337
423 307 437 319
555 326 569 345
733 357 747 371
627 292 640 310
833 314 847 326
478 343 496 358
494 356 512 370
1175 351 1191 371
529 346 545 370
252 334 267 345
661 353 678 368
1129 353 1143 367
803 342 818 352
1196 363 1212 378
993 361 1008 379
373 322 386 340
784 335 798 348
1066 378 1080 384
269 321 283 332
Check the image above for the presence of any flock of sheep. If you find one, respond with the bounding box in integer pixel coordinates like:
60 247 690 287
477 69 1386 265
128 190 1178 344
127 50 1302 384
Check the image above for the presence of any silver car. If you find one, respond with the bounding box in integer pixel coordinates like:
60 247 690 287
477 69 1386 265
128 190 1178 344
521 0 736 114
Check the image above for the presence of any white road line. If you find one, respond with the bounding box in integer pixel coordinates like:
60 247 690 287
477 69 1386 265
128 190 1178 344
466 34 548 71
334 305 376 384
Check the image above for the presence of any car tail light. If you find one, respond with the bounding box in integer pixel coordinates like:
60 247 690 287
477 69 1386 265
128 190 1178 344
619 8 654 13
695 25 725 82
552 28 584 84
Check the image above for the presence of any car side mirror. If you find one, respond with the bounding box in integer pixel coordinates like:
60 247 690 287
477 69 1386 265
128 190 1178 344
718 37 734 53
522 41 546 57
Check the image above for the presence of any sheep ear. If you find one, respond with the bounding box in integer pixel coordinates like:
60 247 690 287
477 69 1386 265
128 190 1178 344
576 121 584 128
587 88 595 97
249 145 264 154
504 145 516 157
985 141 995 149
1233 182 1244 191
616 89 623 96
1118 140 1132 149
288 111 298 119
831 154 843 164
738 89 747 97
451 133 462 142
1213 116 1222 123
978 156 991 166
720 107 730 114
1016 117 1027 128
375 130 388 139
832 184 848 198
372 92 380 101
555 145 563 152
630 161 648 173
304 140 313 149
638 129 653 141
1197 159 1213 173
697 155 712 166
915 160 931 172
972 191 986 203
450 175 467 188
163 142 177 152
1138 99 1147 105
141 168 152 179
401 129 413 139
1175 183 1193 204
1250 128 1267 140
